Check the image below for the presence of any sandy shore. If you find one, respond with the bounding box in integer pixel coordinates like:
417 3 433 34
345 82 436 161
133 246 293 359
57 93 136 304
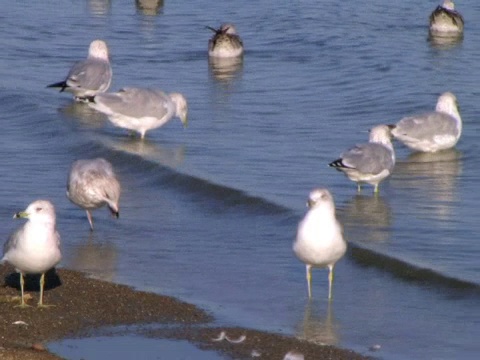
0 265 369 359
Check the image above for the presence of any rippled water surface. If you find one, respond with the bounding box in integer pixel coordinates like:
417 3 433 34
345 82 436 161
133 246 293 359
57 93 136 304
1 1 479 359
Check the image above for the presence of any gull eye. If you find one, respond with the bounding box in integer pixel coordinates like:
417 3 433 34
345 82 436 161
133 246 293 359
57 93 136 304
36 207 42 212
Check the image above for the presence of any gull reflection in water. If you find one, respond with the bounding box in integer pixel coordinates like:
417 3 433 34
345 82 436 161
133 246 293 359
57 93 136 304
339 194 392 243
296 301 338 346
392 149 462 221
59 101 109 129
87 0 111 16
208 56 243 84
428 34 463 50
135 0 164 16
69 233 118 282
93 134 185 169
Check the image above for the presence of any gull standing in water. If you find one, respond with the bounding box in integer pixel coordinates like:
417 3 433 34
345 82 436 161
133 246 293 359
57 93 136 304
1 200 62 307
67 158 121 230
207 23 244 58
429 1 464 37
391 92 462 153
293 189 347 300
47 39 112 101
88 87 188 139
329 125 395 193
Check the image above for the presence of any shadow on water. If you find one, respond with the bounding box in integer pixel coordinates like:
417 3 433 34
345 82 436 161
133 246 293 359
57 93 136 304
67 232 118 282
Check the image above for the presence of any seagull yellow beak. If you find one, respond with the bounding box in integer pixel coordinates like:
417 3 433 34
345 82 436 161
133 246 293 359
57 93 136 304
14 211 28 219
181 114 188 128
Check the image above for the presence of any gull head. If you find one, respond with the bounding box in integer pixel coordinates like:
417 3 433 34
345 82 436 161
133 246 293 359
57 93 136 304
306 188 335 210
88 39 109 60
435 92 460 117
442 0 455 11
369 124 394 144
220 23 238 35
170 93 188 128
207 23 238 36
14 200 56 226
108 203 120 219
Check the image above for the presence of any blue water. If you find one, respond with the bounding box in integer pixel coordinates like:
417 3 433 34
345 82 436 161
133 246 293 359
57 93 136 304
49 335 228 360
0 1 479 359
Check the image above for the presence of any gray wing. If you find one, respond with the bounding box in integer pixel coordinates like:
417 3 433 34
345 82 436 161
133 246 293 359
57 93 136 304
94 88 170 118
68 159 120 202
66 59 112 91
3 226 24 259
394 112 459 141
341 143 394 174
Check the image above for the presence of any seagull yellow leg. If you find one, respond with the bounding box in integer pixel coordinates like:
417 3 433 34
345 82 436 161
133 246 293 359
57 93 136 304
37 273 54 308
15 274 31 308
328 265 334 300
374 184 379 194
306 265 312 299
86 210 94 231
357 183 361 192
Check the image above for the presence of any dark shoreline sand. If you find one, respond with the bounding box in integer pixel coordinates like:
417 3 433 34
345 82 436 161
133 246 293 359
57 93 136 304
0 265 369 359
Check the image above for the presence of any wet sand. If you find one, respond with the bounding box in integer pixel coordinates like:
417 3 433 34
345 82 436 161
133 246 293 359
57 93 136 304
0 265 368 359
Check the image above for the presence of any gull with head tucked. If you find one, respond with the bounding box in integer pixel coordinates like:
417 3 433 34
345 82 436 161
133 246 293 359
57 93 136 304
67 158 121 231
1 200 62 308
293 189 347 300
329 125 395 193
47 40 112 101
429 1 464 37
391 92 462 153
207 23 244 58
88 87 188 139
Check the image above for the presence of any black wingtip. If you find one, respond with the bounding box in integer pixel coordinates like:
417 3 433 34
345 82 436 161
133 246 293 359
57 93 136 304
206 26 218 33
329 159 346 168
46 81 68 92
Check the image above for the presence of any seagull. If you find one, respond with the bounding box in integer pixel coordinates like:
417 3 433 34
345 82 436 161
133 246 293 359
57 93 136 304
293 189 347 300
391 92 462 153
207 23 244 58
88 87 188 139
47 39 112 101
329 125 396 193
1 200 62 308
429 1 464 36
67 158 121 231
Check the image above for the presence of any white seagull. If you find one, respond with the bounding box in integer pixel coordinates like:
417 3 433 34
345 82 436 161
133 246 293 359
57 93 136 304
329 125 396 193
429 1 464 37
47 39 112 101
88 87 188 139
1 200 62 307
207 23 244 58
391 92 462 153
67 158 121 230
293 189 347 300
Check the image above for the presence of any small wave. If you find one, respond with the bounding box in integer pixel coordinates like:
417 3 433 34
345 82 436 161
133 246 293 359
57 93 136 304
349 244 480 293
80 137 292 217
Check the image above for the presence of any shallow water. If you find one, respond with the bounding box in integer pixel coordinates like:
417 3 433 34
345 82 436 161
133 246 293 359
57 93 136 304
49 335 228 360
1 1 479 359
